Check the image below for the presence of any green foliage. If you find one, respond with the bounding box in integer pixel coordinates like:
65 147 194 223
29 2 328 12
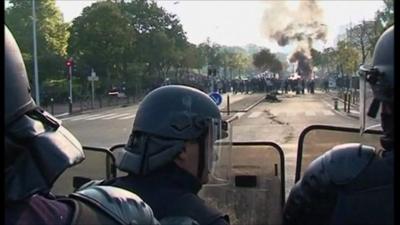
41 78 84 102
6 0 69 83
7 0 389 100
346 21 379 63
336 41 360 75
68 1 136 92
120 0 188 81
252 49 282 73
375 0 394 29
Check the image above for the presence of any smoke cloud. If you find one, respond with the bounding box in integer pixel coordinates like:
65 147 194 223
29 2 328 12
289 49 312 78
261 1 327 79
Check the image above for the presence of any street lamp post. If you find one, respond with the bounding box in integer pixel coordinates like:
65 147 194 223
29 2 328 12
88 68 99 109
66 58 74 114
69 65 73 114
32 0 40 106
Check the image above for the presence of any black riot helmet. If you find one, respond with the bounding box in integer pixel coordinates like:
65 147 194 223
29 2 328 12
359 26 394 104
114 85 228 178
5 25 36 126
358 26 394 150
5 25 85 201
358 26 394 133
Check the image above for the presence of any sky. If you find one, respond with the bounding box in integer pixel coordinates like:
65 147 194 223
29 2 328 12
6 0 385 53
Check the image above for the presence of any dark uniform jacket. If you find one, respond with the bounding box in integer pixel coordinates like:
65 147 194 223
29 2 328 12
6 186 160 225
6 195 72 225
103 163 230 225
283 143 394 225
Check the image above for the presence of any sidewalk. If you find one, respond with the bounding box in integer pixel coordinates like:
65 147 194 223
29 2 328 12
219 92 266 122
42 96 138 118
321 89 360 119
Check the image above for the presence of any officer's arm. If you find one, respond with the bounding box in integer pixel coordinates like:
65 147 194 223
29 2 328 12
282 156 336 225
282 143 375 225
208 216 230 225
70 185 160 225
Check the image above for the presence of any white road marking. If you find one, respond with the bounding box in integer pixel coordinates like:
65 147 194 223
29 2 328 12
322 110 335 116
102 113 130 120
248 111 262 118
62 114 87 121
85 113 117 120
118 114 136 120
55 112 69 117
350 110 359 114
236 112 246 119
305 111 316 116
70 114 102 121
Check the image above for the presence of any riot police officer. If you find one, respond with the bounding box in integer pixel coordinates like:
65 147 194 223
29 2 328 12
283 26 394 225
5 25 160 225
102 85 230 225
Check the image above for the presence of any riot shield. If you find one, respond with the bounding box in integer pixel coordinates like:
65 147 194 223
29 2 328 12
294 124 382 183
109 144 128 177
108 142 285 225
52 146 116 195
200 142 285 225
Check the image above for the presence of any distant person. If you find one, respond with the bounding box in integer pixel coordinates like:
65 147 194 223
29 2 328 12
324 79 329 92
309 79 315 94
283 25 394 225
284 79 289 93
101 85 230 225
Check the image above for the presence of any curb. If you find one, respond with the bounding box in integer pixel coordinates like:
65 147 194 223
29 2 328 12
333 109 360 119
54 112 69 118
224 95 266 123
244 96 266 112
325 92 359 109
322 92 361 119
54 103 136 119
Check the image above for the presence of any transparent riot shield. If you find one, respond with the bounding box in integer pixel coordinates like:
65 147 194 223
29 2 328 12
52 146 116 195
107 142 285 225
294 124 383 183
199 142 285 225
109 144 128 177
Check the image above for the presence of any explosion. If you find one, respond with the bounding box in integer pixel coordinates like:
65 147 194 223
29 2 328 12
261 0 327 79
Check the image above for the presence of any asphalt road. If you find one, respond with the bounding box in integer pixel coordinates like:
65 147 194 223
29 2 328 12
53 90 364 197
51 90 383 224
227 91 361 197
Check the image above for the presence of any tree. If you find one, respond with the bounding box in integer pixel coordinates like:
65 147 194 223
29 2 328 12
67 1 136 93
368 0 394 58
252 49 275 72
179 43 204 73
270 58 283 74
346 21 378 63
311 48 331 78
6 0 70 87
118 0 188 88
336 40 360 76
375 0 394 30
229 50 251 77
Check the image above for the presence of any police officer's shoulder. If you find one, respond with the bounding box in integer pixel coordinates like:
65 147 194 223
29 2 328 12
68 185 160 225
159 216 200 225
320 143 377 185
75 179 105 191
167 193 229 225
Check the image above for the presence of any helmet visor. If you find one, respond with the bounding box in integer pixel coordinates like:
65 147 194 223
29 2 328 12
204 118 232 185
358 65 382 134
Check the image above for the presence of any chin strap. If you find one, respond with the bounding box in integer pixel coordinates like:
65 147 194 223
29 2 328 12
197 135 206 180
367 98 381 118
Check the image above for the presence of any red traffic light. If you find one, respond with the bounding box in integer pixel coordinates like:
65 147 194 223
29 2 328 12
66 58 73 67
